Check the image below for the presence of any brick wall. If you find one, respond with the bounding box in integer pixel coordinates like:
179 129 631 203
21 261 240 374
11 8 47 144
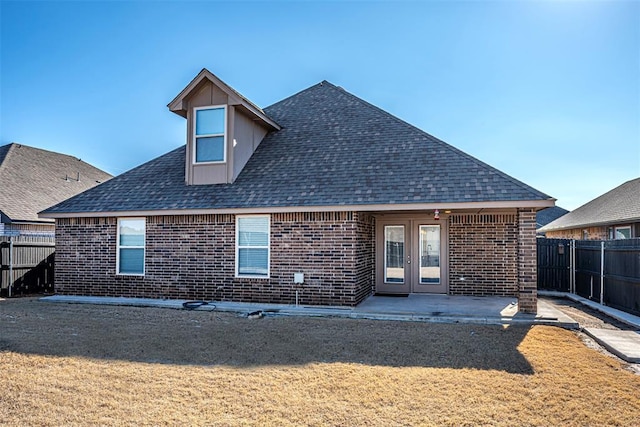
545 222 640 240
545 226 608 240
355 212 375 303
55 209 537 311
447 210 537 313
517 208 537 313
55 212 375 306
448 213 519 297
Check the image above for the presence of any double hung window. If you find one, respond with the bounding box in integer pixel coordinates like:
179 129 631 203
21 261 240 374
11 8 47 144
117 218 145 275
194 106 226 163
236 216 270 278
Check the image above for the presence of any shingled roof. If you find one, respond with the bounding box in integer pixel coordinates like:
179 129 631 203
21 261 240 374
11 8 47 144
539 178 640 232
536 206 569 229
0 143 112 223
41 81 552 216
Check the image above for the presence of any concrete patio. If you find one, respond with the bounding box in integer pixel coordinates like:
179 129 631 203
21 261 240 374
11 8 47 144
41 293 578 328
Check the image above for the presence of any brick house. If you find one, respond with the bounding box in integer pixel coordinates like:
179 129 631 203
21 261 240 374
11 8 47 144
540 178 639 240
40 69 554 313
0 143 112 237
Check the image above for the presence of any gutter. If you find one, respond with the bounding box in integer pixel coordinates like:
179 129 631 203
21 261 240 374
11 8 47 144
39 199 556 219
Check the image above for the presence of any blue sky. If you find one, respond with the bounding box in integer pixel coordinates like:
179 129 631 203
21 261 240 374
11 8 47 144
1 0 638 210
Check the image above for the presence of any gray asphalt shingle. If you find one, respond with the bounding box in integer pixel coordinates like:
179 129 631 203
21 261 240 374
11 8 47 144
0 143 113 222
539 178 640 231
536 206 569 228
42 81 551 215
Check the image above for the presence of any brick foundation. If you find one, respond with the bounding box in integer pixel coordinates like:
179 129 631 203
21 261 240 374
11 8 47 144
55 212 375 306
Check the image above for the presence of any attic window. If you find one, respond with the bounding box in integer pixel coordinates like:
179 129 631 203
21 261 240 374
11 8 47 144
194 105 226 163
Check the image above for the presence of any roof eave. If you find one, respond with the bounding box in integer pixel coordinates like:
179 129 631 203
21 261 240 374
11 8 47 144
167 68 281 131
540 216 640 233
8 218 55 225
39 198 555 219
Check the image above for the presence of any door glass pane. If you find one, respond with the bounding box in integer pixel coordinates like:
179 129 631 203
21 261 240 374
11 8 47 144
420 225 440 284
384 225 404 284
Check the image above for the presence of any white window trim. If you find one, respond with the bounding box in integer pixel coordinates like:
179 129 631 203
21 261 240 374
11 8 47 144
235 214 270 279
614 226 632 239
116 217 145 276
193 105 227 165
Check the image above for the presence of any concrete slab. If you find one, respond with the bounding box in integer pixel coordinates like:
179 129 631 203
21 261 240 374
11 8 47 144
583 328 640 363
41 294 578 328
537 299 579 329
538 291 640 329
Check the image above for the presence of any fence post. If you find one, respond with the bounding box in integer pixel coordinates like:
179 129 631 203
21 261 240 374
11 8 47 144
600 240 605 305
570 239 576 294
8 237 13 298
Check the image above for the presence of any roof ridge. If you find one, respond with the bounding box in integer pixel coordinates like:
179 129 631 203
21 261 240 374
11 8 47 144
264 81 329 111
320 82 551 200
2 142 84 162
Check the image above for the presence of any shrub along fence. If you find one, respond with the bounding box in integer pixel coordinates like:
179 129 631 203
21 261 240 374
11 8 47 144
0 235 55 297
537 237 640 316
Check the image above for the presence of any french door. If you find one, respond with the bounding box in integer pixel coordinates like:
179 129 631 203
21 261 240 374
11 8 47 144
376 218 448 294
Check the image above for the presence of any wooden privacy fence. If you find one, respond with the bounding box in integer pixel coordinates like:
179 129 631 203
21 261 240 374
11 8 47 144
0 236 55 297
537 237 640 316
537 238 571 291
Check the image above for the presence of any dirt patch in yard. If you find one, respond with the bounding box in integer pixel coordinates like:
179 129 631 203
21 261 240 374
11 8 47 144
540 296 640 375
540 296 636 330
1 297 639 426
1 298 533 371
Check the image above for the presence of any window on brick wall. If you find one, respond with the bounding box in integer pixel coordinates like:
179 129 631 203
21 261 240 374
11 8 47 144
615 226 631 239
236 215 270 278
117 218 145 275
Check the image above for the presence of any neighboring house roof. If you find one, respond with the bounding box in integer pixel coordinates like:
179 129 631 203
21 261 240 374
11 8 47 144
42 81 552 217
536 206 569 229
0 143 113 223
0 144 11 165
539 178 640 232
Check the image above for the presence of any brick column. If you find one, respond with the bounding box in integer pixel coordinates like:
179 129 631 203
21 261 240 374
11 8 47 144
517 208 537 313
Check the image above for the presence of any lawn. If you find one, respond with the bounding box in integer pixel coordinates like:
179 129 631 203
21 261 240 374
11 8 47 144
1 298 638 426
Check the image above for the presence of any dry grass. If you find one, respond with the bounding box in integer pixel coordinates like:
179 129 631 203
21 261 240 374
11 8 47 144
1 298 639 426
